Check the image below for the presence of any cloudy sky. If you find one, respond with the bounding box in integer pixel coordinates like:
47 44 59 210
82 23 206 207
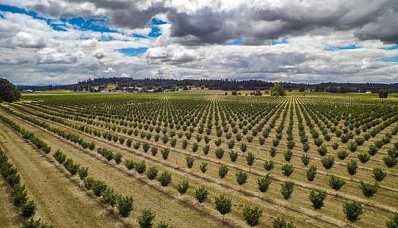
0 0 397 85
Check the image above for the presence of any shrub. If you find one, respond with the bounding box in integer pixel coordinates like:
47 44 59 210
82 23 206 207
158 172 172 187
53 150 66 164
329 175 345 191
186 156 195 168
200 162 208 173
280 181 294 199
257 174 272 192
64 159 79 176
177 180 189 194
161 148 170 160
202 145 210 155
301 154 310 166
272 217 295 228
383 156 397 168
138 209 155 228
373 168 386 182
117 196 134 217
357 152 370 164
151 147 158 156
386 214 398 228
309 190 326 209
21 200 36 218
78 167 89 180
337 150 348 160
359 182 378 198
124 160 135 170
135 161 146 174
343 201 363 222
243 206 262 226
284 150 292 162
347 160 358 176
215 148 224 159
270 147 277 157
92 180 107 197
103 188 117 207
236 171 248 185
347 142 357 152
229 151 238 162
317 145 327 156
114 153 122 164
321 156 335 169
368 145 378 156
306 165 317 181
146 167 158 180
214 194 232 218
195 187 208 203
240 143 247 152
246 152 256 167
218 165 229 179
263 160 274 171
281 164 294 177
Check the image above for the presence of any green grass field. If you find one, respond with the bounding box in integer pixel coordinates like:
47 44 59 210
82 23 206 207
1 90 398 227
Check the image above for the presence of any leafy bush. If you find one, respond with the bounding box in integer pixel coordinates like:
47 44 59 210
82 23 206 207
309 190 326 209
246 152 256 166
78 167 89 180
301 154 310 166
215 148 224 159
359 182 378 198
135 161 146 174
386 214 398 228
124 160 135 170
214 194 232 217
343 201 363 222
177 180 189 194
200 162 208 173
329 175 345 191
186 156 195 168
321 156 335 169
306 165 317 181
117 196 134 217
357 152 370 163
138 209 156 228
280 181 294 200
161 148 170 160
347 160 358 175
383 156 397 168
236 171 248 185
263 160 274 171
218 165 229 179
281 164 294 177
284 150 292 162
229 151 238 162
158 172 172 187
337 150 348 160
272 217 295 228
243 206 262 226
146 167 158 180
373 168 386 182
195 187 208 203
257 174 272 192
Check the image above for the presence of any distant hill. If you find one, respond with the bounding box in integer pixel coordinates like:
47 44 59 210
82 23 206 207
16 78 398 93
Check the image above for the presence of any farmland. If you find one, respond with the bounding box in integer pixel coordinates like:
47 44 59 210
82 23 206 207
1 91 398 228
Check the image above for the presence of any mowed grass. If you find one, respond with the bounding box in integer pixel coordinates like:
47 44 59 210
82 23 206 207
0 90 397 227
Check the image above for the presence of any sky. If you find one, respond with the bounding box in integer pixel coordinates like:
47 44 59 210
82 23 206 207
0 0 397 85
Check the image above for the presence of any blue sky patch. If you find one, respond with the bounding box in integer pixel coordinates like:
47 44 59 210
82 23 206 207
326 42 361 51
148 26 162 38
383 44 398 50
117 47 148 57
272 37 288 45
151 17 168 26
60 16 116 33
381 56 398 63
225 38 242 45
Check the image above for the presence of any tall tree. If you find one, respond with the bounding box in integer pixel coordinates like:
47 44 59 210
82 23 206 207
0 78 21 102
270 82 286 96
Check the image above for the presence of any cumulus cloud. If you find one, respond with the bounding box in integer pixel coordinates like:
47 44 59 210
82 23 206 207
1 0 398 85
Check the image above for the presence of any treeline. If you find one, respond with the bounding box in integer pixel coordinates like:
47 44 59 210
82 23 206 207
17 77 398 93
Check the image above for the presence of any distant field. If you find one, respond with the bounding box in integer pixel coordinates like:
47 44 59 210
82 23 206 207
1 91 398 227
